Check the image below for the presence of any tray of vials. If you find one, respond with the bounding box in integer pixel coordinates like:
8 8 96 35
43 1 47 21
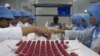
15 40 78 56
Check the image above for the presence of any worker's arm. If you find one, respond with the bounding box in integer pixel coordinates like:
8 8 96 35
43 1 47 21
50 29 64 34
62 26 72 30
0 26 51 42
22 26 51 39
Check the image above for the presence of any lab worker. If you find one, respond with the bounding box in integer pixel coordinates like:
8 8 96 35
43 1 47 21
49 16 63 29
9 8 22 27
62 13 87 40
19 10 30 27
63 14 85 30
0 6 51 42
28 13 35 26
71 14 85 30
87 2 100 54
60 13 93 40
24 12 35 26
74 13 93 45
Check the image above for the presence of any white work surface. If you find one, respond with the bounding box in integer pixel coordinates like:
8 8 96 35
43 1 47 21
0 40 99 56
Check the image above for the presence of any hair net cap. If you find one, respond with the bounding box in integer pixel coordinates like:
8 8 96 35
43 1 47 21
71 14 83 25
87 2 100 24
19 10 29 17
71 14 84 30
0 6 14 19
24 11 35 19
10 9 21 17
28 13 35 19
81 13 92 28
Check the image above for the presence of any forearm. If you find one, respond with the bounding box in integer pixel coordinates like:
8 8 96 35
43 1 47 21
57 29 65 34
50 29 64 34
62 26 71 30
21 26 51 38
21 26 37 36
